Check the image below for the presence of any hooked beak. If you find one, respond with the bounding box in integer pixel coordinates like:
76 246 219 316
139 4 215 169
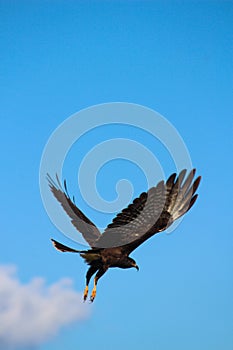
135 265 139 271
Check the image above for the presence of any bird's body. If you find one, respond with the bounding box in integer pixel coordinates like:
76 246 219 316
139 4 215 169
48 169 201 302
51 240 139 301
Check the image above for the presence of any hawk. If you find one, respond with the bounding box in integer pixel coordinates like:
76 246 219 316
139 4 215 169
48 169 201 302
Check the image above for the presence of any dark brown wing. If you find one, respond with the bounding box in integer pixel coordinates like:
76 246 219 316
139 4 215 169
95 169 201 251
47 174 101 248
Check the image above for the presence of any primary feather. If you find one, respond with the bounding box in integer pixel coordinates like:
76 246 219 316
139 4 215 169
47 174 101 247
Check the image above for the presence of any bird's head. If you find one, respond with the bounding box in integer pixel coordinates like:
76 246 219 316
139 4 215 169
128 257 139 271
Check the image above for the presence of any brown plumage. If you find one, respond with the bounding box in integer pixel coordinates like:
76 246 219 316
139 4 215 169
48 169 201 302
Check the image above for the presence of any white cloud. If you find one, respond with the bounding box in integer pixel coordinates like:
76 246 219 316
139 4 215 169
0 265 90 349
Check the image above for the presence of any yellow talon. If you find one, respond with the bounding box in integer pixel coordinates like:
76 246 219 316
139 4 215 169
83 286 88 301
90 286 96 302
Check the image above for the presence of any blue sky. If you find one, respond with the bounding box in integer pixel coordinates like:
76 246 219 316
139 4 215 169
1 1 233 349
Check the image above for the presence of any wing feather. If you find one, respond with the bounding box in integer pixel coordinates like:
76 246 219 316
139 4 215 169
95 169 201 250
47 174 101 247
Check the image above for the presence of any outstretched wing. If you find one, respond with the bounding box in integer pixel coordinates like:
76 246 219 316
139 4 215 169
95 169 201 251
47 174 101 248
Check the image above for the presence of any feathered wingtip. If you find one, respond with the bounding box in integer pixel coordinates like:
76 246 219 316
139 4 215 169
170 169 201 220
46 173 76 204
46 173 65 191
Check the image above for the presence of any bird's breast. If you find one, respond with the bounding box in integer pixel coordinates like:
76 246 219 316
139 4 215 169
100 248 125 266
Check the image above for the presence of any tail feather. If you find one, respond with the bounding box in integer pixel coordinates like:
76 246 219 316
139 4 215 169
51 239 81 253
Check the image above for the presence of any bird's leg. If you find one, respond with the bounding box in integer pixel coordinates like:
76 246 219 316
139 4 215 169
84 265 99 302
83 286 88 301
90 276 97 302
90 267 107 303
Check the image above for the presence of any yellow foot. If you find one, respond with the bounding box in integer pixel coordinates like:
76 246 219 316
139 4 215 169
90 287 96 302
83 286 88 302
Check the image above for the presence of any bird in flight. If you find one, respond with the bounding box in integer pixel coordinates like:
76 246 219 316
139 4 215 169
48 169 201 302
